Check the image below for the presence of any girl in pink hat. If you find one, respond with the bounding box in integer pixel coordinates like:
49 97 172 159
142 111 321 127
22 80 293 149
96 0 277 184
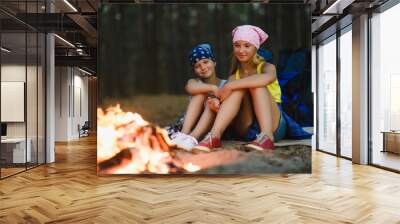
195 25 286 151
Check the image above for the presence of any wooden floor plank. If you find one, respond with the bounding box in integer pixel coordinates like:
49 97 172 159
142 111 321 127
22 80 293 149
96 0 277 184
0 135 399 223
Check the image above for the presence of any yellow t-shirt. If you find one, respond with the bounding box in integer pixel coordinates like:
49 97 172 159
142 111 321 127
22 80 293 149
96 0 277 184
235 62 282 103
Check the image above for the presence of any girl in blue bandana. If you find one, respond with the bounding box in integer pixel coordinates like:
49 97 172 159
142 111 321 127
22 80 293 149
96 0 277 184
171 43 227 150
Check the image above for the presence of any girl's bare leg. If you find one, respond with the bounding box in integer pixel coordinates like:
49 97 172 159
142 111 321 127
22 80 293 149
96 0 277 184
249 87 280 141
189 105 216 140
232 91 254 137
181 94 207 134
210 90 247 138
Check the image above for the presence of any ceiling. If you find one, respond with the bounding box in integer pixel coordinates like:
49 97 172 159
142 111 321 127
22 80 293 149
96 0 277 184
0 0 391 74
0 0 100 73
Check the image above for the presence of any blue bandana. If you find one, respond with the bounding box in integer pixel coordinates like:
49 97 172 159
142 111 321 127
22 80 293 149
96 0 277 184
188 43 215 66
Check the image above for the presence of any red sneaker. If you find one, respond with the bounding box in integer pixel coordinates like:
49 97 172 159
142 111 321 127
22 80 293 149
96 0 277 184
245 133 274 150
193 133 221 152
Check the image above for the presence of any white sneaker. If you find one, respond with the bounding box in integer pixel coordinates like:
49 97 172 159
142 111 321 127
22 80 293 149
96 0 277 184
171 132 198 151
179 135 198 151
170 131 181 140
170 132 186 142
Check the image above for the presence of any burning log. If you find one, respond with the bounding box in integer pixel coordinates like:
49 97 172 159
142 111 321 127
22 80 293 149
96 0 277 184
98 148 133 173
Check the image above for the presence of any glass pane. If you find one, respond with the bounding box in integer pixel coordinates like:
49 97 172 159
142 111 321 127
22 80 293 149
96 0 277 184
339 29 352 158
317 36 337 154
27 31 38 169
371 4 400 171
1 30 27 177
73 69 88 139
38 33 45 165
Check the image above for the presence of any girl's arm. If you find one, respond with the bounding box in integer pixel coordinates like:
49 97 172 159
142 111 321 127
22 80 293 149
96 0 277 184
216 74 236 101
185 79 219 96
227 63 277 90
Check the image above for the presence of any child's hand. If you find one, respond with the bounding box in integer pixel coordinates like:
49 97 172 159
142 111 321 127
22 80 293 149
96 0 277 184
218 84 232 101
207 97 220 112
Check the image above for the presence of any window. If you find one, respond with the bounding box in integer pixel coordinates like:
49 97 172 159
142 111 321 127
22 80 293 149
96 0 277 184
317 35 337 154
370 2 400 171
339 27 352 158
0 1 47 179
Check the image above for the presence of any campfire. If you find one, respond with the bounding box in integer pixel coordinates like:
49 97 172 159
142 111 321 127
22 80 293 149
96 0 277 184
97 105 311 174
97 105 201 174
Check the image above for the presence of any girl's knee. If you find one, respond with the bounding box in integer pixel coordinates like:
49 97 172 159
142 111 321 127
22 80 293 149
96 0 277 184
249 86 267 94
249 87 273 101
191 94 207 100
221 90 246 103
230 89 247 97
190 94 207 105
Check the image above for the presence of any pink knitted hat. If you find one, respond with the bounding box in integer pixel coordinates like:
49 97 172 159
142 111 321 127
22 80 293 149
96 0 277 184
232 25 268 49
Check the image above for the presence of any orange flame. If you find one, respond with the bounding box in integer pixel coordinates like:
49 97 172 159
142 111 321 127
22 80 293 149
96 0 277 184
97 104 198 174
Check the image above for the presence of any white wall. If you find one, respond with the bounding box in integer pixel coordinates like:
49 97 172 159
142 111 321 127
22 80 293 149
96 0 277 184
1 65 33 138
55 66 89 141
55 66 69 141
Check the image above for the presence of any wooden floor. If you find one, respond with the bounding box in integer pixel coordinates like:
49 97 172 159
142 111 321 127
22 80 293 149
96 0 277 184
1 136 400 223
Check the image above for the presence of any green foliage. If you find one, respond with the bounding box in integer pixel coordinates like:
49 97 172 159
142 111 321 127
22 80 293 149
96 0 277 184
99 3 311 100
